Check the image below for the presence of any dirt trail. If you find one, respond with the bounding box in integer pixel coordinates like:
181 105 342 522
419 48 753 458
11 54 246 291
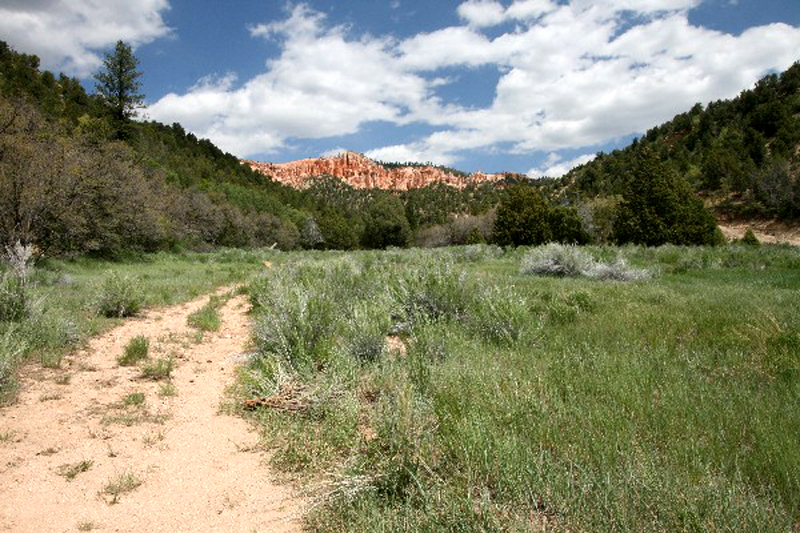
0 289 302 532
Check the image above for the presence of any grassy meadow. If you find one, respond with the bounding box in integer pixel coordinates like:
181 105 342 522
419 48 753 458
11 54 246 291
0 248 272 403
237 243 800 532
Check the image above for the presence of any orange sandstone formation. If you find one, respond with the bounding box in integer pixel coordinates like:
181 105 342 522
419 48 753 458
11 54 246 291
243 151 506 190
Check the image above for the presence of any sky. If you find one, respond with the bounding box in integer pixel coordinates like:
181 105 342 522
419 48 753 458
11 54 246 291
1 0 799 176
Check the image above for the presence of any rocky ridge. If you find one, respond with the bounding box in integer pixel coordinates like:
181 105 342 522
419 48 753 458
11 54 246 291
243 151 507 190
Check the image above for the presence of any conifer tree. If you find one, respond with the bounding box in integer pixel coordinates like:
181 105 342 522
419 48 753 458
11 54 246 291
94 41 144 135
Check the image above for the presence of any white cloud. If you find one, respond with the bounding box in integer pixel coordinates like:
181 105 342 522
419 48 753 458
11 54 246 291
148 0 800 164
365 143 457 166
0 0 171 77
528 152 596 178
150 4 435 156
457 0 507 27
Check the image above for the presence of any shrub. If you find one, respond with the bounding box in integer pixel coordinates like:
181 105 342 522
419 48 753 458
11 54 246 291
395 263 473 325
0 328 27 403
584 259 651 281
520 244 593 277
252 285 338 370
741 228 760 246
96 272 142 318
118 335 149 366
0 274 29 322
521 244 652 281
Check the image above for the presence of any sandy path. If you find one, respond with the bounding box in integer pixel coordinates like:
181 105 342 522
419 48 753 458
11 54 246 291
0 289 302 532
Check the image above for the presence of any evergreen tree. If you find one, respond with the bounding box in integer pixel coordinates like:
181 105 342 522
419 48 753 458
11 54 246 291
613 149 720 246
491 185 552 246
94 41 144 135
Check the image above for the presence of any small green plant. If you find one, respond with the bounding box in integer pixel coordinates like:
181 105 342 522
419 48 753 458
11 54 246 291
77 520 97 531
57 459 93 481
140 357 174 380
118 336 149 366
157 382 177 397
187 298 222 332
102 472 142 504
122 391 145 406
96 272 142 318
741 228 761 246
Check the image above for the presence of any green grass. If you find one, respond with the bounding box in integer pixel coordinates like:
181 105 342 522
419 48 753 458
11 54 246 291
0 248 275 402
57 459 93 481
140 357 174 381
239 244 800 532
101 472 142 504
122 391 145 406
118 336 149 366
187 295 223 332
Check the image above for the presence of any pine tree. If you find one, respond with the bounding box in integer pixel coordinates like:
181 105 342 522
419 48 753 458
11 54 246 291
94 41 144 133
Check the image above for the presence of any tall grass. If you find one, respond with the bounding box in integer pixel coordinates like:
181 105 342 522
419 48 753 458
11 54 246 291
241 244 800 532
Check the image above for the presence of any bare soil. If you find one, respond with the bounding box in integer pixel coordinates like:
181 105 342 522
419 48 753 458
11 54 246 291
717 219 800 245
0 289 302 532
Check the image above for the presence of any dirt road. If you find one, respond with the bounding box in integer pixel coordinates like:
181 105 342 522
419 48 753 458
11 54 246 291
0 289 302 532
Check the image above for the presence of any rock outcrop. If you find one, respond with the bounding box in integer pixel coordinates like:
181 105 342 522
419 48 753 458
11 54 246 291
243 151 507 190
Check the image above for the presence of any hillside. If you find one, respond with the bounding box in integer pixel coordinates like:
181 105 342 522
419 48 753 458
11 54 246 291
558 62 800 221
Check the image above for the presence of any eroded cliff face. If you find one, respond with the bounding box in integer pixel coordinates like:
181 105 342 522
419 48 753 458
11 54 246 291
243 151 505 190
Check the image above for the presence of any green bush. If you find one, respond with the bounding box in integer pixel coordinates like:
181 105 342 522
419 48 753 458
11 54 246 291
96 272 142 317
742 228 761 245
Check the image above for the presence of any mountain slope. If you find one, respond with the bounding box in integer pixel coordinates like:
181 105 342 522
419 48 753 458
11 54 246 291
559 62 800 220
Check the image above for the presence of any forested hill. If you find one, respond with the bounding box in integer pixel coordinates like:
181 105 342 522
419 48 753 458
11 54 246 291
0 41 507 256
557 62 800 220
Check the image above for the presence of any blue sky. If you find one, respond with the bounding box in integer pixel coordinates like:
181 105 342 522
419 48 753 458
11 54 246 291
1 0 799 175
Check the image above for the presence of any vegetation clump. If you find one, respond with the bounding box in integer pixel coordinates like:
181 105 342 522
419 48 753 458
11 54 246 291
118 336 149 366
521 243 651 281
96 272 142 318
742 228 761 245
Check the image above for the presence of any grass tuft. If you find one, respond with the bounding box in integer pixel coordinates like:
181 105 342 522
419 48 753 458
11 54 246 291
57 459 93 481
140 357 174 381
101 472 142 504
118 335 149 366
187 297 222 332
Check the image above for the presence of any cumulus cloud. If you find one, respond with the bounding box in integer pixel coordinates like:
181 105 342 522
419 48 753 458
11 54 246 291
528 152 596 178
150 4 435 155
0 0 171 76
148 0 800 164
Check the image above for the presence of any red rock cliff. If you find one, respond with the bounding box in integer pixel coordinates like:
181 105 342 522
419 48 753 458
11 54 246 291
242 151 505 190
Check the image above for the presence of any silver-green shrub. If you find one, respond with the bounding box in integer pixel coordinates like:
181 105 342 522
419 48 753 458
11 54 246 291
95 272 142 317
